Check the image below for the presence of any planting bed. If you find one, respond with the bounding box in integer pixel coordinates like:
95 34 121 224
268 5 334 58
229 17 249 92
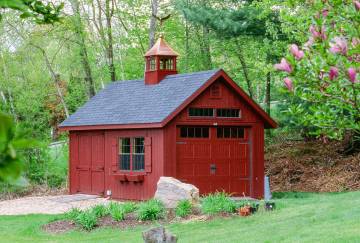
42 193 267 234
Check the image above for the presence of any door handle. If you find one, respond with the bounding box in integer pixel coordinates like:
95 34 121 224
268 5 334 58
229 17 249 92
210 164 216 174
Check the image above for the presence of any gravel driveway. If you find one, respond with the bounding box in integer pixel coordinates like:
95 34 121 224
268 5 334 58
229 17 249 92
0 194 109 215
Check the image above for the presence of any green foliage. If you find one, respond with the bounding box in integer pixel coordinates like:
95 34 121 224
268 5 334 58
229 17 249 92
91 204 108 218
201 192 237 215
121 202 138 214
108 202 125 221
24 144 68 189
0 0 63 24
75 209 97 231
0 112 38 182
136 199 165 221
175 200 192 218
177 1 269 38
65 207 82 221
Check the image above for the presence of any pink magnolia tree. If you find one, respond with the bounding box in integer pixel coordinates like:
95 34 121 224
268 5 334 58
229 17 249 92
274 1 360 150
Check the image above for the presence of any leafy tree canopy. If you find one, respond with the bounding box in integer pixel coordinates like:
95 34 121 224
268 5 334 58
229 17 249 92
0 0 63 24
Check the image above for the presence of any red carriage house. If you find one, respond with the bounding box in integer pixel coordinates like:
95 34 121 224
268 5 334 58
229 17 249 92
59 37 277 200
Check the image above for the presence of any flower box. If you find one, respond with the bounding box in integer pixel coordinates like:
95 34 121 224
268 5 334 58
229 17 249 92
126 174 144 182
113 174 127 182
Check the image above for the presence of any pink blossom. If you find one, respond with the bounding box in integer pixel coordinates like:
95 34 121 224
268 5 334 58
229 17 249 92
329 37 348 55
329 67 339 80
290 44 304 60
304 37 315 50
354 1 360 11
284 77 293 91
274 58 292 73
322 9 329 17
309 25 321 39
347 68 358 83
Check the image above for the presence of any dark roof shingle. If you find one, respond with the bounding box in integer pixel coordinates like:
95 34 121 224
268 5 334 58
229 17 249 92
60 69 220 127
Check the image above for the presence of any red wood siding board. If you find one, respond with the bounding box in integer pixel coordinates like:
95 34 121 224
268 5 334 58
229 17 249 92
69 132 78 194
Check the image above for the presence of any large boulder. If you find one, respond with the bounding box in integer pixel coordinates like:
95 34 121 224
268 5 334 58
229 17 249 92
154 177 199 208
142 226 177 243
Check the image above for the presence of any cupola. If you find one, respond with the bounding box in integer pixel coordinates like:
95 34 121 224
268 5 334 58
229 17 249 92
144 36 179 85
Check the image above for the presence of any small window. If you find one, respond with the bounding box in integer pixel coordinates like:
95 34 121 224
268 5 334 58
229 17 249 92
180 127 209 138
189 108 214 117
132 137 144 171
160 58 174 70
217 127 245 139
119 137 145 171
216 108 241 118
119 138 131 170
149 57 156 71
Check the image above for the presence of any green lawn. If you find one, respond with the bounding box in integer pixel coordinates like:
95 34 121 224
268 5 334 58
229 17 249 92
1 191 360 242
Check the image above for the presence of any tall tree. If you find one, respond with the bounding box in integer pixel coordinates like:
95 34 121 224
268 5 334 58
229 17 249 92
70 0 96 97
149 0 158 48
104 0 116 81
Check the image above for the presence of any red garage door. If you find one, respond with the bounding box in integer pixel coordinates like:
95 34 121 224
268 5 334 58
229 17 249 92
76 132 105 195
176 126 250 196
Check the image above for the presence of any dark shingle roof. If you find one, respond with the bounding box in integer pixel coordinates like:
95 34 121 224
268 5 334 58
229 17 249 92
60 69 220 127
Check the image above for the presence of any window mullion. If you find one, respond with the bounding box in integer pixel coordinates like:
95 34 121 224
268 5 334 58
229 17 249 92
130 138 133 172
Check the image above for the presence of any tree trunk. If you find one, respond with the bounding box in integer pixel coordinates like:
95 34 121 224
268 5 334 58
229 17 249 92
149 0 158 48
235 39 253 98
184 2 190 72
201 26 212 70
105 0 116 81
70 0 96 98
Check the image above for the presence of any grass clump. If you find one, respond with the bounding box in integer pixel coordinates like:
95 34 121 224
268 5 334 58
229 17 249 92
122 202 137 214
76 210 97 231
108 202 125 221
175 200 192 218
91 204 108 218
65 208 82 221
201 192 236 215
136 199 165 221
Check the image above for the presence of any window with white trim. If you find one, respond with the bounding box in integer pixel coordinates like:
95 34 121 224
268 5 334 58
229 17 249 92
119 137 145 171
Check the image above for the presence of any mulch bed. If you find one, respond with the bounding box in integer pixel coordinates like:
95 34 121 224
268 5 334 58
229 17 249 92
42 210 236 234
265 140 360 192
42 220 76 234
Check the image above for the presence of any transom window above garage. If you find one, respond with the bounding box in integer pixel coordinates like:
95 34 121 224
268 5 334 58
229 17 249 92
188 108 214 117
217 127 245 139
180 126 209 138
216 108 241 118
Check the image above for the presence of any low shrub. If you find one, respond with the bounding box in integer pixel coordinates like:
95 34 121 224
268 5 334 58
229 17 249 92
76 210 97 231
136 199 165 221
122 202 138 214
91 204 108 218
108 202 125 221
65 208 82 221
175 200 192 218
201 192 236 215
